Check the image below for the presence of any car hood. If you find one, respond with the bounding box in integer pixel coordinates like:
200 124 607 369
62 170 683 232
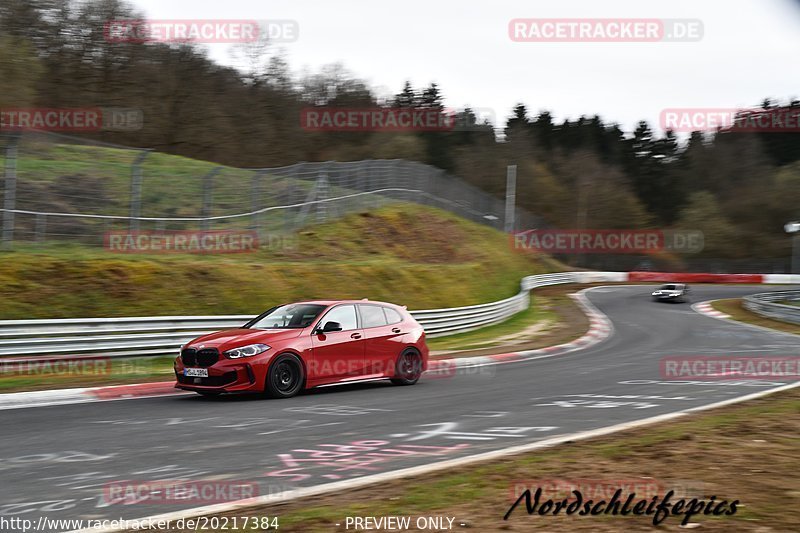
186 328 304 352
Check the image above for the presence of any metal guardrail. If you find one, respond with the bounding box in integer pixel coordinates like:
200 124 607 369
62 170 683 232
743 290 800 325
0 272 620 360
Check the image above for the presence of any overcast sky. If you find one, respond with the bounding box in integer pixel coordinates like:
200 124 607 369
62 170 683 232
127 0 800 135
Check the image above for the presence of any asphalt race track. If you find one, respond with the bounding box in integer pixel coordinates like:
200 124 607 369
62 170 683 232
2 285 799 531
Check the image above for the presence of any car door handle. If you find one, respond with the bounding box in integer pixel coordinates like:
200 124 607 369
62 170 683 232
350 333 362 339
392 328 401 334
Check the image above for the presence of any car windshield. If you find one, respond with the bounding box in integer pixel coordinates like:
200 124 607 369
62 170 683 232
245 304 327 329
662 284 678 290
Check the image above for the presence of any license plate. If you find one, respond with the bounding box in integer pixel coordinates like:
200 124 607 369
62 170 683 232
184 368 208 378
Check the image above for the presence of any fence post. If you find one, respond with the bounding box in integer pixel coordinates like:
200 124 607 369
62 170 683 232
1 133 20 251
129 150 150 233
35 213 46 243
504 164 517 233
251 170 268 238
1 134 20 250
415 163 426 206
103 219 110 246
285 175 296 232
372 161 381 209
201 167 221 232
316 172 329 223
295 176 318 228
403 160 412 204
358 161 366 193
422 165 433 208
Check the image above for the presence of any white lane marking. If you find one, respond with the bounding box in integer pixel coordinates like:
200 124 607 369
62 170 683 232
258 421 343 436
534 399 659 409
0 391 194 411
68 380 800 533
401 423 557 441
618 379 787 387
563 394 695 401
0 389 93 411
284 405 391 416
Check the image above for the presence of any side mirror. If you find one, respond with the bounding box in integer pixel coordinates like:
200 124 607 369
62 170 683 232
317 321 342 334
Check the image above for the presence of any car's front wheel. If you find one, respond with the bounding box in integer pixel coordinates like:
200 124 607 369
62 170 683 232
265 353 305 398
391 348 423 386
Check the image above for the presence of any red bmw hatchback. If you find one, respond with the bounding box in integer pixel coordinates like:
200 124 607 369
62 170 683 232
174 300 428 398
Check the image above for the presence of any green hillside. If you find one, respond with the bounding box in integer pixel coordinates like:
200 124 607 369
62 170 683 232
0 204 563 319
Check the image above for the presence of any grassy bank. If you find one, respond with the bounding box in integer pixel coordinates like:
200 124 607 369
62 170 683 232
711 298 800 335
0 204 562 320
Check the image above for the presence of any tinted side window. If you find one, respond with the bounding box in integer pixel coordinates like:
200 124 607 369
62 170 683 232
359 305 388 328
383 307 403 325
320 305 358 331
248 304 326 329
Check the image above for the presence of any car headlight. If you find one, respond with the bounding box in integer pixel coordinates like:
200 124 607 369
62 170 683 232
224 343 271 359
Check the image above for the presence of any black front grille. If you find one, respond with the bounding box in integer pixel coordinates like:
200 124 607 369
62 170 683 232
181 347 219 367
177 370 237 387
181 348 197 366
196 348 219 366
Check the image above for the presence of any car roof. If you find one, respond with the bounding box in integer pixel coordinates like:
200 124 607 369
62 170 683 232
293 299 402 308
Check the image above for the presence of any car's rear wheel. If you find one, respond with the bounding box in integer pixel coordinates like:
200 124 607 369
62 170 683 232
391 348 422 386
265 353 305 398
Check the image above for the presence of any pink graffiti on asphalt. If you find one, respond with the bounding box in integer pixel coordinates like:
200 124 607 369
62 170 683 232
264 440 469 482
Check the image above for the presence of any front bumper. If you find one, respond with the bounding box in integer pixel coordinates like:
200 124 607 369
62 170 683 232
174 359 262 393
